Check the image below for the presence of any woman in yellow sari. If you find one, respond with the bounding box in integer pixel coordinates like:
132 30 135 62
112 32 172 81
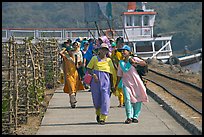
110 41 125 107
59 46 85 108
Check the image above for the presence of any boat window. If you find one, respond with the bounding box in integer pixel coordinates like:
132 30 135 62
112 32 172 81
134 15 141 26
143 15 149 26
126 15 133 26
155 44 162 51
136 41 152 52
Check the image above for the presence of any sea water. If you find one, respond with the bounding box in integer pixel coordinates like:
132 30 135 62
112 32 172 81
182 60 202 74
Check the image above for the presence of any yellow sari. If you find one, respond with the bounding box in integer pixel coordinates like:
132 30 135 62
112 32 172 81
62 54 84 94
111 50 124 103
87 56 118 96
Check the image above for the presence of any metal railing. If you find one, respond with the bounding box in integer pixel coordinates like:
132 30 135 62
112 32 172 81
2 28 173 63
2 28 124 43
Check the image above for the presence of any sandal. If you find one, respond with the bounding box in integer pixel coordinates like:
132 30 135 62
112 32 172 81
70 94 77 103
99 120 105 125
125 118 132 124
117 105 122 107
96 115 100 123
132 118 138 123
70 103 76 108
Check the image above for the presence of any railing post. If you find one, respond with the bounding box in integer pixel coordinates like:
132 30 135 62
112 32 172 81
62 29 65 40
35 30 39 39
7 30 12 39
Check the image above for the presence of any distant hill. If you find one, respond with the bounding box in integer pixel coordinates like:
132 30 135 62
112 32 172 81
2 2 202 52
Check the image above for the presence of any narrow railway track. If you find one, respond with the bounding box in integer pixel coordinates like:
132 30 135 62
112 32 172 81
143 68 202 115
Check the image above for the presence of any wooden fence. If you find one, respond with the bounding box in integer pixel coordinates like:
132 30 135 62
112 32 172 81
2 36 61 134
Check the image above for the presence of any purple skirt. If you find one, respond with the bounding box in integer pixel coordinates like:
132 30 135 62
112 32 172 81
90 70 111 115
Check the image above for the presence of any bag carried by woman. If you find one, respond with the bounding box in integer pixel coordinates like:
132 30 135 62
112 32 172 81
83 71 92 85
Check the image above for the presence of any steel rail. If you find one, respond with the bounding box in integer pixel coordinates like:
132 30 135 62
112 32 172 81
143 70 202 115
148 68 202 92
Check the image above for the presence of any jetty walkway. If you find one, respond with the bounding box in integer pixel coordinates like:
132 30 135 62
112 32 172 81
36 85 191 135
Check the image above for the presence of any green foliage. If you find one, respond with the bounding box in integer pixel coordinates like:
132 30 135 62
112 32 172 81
150 2 202 51
28 84 44 105
2 98 9 113
37 88 44 103
45 62 55 89
2 2 202 51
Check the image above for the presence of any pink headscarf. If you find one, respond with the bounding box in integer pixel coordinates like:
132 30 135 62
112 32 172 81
99 36 113 51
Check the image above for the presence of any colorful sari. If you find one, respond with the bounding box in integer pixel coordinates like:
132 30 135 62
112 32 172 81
62 54 85 94
118 57 148 119
111 50 124 104
118 57 148 103
87 56 115 121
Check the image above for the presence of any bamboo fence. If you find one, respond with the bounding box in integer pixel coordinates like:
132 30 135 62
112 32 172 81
2 36 61 134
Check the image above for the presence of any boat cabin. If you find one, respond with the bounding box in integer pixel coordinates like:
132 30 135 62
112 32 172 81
122 2 173 63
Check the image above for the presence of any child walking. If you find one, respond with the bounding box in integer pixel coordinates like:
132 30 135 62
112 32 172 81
114 45 148 124
86 43 115 125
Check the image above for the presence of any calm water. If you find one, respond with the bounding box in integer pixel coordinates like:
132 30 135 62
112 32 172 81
182 60 202 74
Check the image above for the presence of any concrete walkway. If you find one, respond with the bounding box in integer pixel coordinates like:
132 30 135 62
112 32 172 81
36 86 190 135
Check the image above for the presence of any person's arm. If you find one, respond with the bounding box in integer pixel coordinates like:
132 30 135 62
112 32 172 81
83 58 87 67
86 56 98 83
86 68 93 75
74 54 78 68
112 76 122 93
137 59 147 66
129 57 147 67
109 74 114 90
78 51 84 68
86 68 98 83
113 61 118 70
59 48 66 57
115 76 122 89
114 62 123 90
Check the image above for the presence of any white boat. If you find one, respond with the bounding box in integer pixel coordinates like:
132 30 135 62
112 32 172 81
118 2 202 66
120 2 173 63
176 48 202 66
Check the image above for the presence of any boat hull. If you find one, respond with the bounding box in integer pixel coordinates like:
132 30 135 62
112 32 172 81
178 53 202 67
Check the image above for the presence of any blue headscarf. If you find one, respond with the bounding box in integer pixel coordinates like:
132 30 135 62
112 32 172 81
80 40 88 51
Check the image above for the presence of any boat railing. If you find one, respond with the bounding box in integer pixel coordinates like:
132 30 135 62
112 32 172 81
150 41 172 59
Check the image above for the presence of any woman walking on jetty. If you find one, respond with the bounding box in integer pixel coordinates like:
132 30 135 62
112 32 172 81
86 43 115 125
59 46 85 108
72 41 85 80
114 45 148 124
110 39 125 107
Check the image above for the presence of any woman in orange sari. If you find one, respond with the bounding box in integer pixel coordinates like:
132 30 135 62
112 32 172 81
59 46 85 108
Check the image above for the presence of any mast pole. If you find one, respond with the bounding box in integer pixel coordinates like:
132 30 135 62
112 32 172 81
95 21 101 37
